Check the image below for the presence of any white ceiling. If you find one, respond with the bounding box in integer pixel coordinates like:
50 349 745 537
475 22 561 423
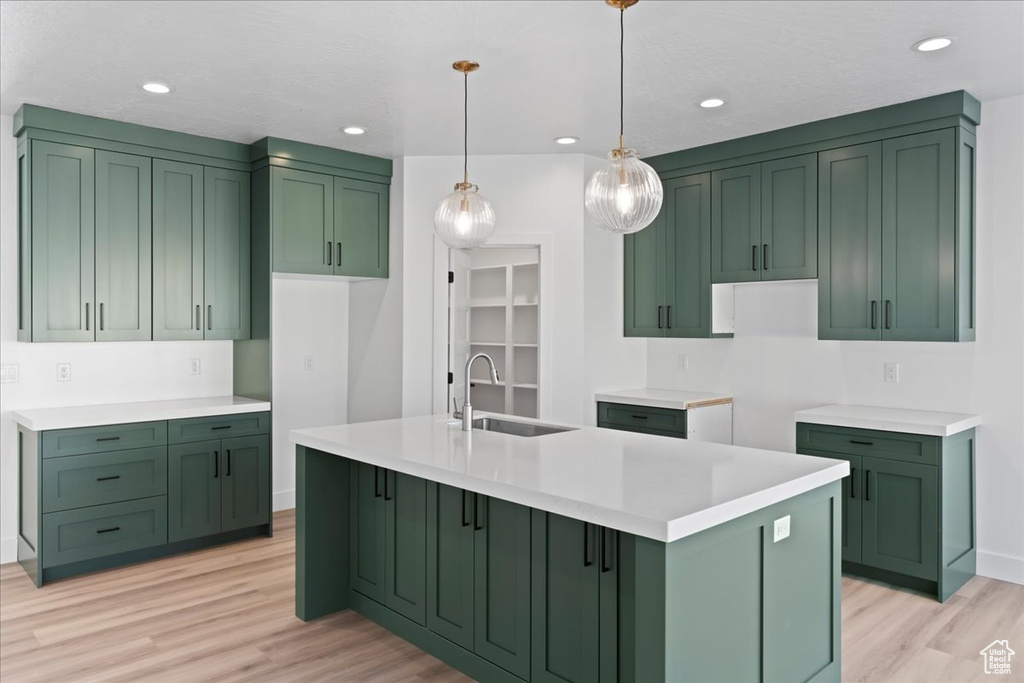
1 1 1021 159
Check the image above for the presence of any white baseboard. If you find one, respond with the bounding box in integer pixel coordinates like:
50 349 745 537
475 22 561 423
1 536 17 566
977 550 1024 585
273 489 296 512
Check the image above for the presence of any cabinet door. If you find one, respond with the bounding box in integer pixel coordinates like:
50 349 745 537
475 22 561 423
204 168 251 340
425 484 475 650
220 435 269 532
664 173 711 338
711 163 761 283
531 511 600 683
334 177 389 278
623 206 666 336
824 452 863 563
271 167 333 275
385 470 428 625
818 143 883 340
881 130 956 341
861 456 938 581
761 154 817 281
474 495 531 679
153 160 204 341
350 462 386 602
30 141 95 342
95 151 152 341
168 440 221 542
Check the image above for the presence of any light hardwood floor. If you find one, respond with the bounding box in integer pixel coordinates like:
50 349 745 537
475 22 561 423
1 510 1021 682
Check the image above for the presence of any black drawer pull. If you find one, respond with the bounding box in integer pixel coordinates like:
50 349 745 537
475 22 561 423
96 475 121 482
211 425 232 431
631 415 649 420
96 436 121 442
849 440 874 446
96 526 120 534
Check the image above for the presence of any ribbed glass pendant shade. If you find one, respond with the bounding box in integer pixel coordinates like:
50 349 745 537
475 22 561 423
434 185 496 249
585 149 663 234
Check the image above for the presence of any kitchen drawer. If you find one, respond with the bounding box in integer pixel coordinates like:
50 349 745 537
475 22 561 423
796 423 938 466
167 412 270 444
42 496 167 568
42 421 167 459
597 402 687 435
43 446 167 513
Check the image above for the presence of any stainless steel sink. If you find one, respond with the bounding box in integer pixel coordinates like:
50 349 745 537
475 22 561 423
472 417 576 437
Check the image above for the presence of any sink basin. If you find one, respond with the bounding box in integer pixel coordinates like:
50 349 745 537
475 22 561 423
472 417 576 437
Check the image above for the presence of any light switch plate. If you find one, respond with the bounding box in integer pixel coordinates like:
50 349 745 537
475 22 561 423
57 363 71 382
189 358 201 376
773 515 791 543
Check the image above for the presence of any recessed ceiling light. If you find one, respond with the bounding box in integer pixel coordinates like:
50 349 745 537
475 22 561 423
554 136 579 145
700 98 725 109
342 126 366 135
142 82 171 94
913 36 954 52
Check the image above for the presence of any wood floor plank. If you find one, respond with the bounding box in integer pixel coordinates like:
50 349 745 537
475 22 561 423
1 509 1020 682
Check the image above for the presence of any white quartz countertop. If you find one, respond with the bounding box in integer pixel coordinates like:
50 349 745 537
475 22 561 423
794 404 981 437
595 388 733 411
12 396 272 431
291 413 846 543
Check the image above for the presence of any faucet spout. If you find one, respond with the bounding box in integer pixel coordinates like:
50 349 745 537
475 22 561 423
461 353 500 431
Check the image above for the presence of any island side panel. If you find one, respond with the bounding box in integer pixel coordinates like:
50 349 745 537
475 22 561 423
939 427 977 602
295 446 351 621
17 426 42 587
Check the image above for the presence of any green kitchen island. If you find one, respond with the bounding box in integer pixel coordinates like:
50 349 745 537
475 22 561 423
291 414 848 683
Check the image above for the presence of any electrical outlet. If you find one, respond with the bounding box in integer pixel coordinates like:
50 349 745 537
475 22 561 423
189 358 201 376
57 363 71 382
677 354 689 370
304 355 314 371
0 364 19 383
773 515 791 543
884 363 899 383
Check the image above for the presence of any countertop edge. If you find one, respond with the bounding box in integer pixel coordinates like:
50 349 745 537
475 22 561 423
595 392 734 411
794 413 982 437
12 397 272 432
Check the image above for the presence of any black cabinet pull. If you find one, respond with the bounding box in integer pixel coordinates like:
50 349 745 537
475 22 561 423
374 466 382 498
752 245 758 271
195 305 201 331
327 241 333 266
583 522 592 567
666 305 672 329
473 494 485 531
85 302 90 331
226 450 232 476
865 470 871 501
600 528 613 573
762 243 768 271
849 467 856 499
337 243 342 266
885 300 892 329
96 436 120 442
384 470 392 501
96 526 120 534
100 303 105 331
211 425 232 431
97 475 121 482
214 451 219 478
207 305 213 330
461 489 470 527
850 440 873 446
631 415 649 420
657 306 663 329
871 301 878 330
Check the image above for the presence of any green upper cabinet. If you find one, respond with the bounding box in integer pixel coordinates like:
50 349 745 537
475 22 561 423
712 163 761 283
95 151 152 341
761 154 817 280
624 172 712 338
820 130 968 341
334 177 389 278
203 168 251 341
271 167 333 275
153 160 204 341
29 141 95 342
881 129 956 341
818 142 883 340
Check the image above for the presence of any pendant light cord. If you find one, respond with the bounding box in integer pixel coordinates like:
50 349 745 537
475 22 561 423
619 7 624 148
464 72 469 183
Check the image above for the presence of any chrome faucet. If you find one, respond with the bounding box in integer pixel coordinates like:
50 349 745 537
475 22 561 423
454 353 500 431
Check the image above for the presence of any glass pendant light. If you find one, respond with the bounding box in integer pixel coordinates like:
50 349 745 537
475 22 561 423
434 60 496 249
585 0 663 234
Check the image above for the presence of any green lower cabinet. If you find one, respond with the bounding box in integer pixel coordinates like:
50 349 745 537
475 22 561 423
861 456 938 581
220 435 270 533
384 470 428 625
350 462 386 602
839 454 863 563
168 440 222 542
531 511 616 683
426 484 476 649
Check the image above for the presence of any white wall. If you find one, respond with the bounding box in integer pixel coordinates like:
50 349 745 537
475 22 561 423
0 114 236 563
271 276 349 510
647 95 1024 584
